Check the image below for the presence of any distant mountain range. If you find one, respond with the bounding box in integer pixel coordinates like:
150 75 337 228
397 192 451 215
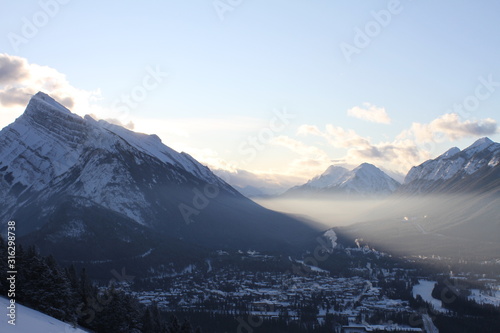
336 137 500 258
284 163 400 197
399 137 500 195
0 93 319 270
283 137 499 200
1 92 498 264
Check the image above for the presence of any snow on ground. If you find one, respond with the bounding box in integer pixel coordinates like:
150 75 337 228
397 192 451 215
0 297 90 332
295 260 329 273
469 288 500 307
412 280 446 313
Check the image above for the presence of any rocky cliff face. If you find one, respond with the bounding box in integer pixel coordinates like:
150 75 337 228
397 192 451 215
0 92 318 264
400 137 500 194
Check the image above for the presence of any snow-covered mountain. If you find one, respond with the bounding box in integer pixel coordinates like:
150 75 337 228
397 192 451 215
0 92 319 264
339 138 500 259
0 92 231 227
334 163 401 195
0 297 90 333
400 137 500 194
306 166 349 189
284 163 400 197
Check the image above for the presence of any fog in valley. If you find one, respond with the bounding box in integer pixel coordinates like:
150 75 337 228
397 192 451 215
256 194 500 259
255 196 391 228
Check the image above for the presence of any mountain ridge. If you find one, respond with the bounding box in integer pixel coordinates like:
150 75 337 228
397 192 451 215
283 162 400 197
0 92 320 269
400 137 500 195
337 137 500 259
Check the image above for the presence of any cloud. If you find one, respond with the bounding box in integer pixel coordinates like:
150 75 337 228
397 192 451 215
297 124 323 136
104 117 135 130
269 135 334 177
299 123 372 149
0 86 33 107
212 168 304 195
0 54 30 84
0 53 103 130
347 103 391 124
297 122 432 174
295 111 499 175
347 140 428 168
0 54 80 109
271 136 330 161
325 125 372 148
400 113 498 143
86 114 136 130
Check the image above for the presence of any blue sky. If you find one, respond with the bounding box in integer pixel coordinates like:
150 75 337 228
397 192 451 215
1 0 499 188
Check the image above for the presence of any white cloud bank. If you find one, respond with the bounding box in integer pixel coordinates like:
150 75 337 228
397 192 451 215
347 102 391 124
0 53 104 129
399 113 498 143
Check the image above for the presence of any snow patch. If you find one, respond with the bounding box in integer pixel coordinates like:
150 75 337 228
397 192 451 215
412 280 446 313
0 296 90 332
61 219 86 239
468 288 500 307
488 156 499 167
306 165 349 188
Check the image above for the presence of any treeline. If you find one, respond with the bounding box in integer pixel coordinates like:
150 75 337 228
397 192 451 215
427 277 500 333
431 277 500 317
0 236 201 333
163 311 348 333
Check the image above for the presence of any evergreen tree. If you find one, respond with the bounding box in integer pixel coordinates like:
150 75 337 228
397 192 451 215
168 315 181 333
142 302 165 333
180 318 193 333
17 247 75 322
91 286 141 333
0 237 211 333
76 268 99 326
142 307 156 333
66 264 79 290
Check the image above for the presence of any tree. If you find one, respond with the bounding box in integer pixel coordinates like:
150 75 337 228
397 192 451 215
142 302 165 333
168 315 181 333
180 318 193 333
91 286 142 333
18 248 76 322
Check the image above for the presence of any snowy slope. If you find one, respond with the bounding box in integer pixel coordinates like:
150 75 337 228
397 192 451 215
0 92 226 191
332 163 400 195
284 163 400 197
0 92 319 262
0 297 91 333
401 137 500 194
92 117 225 186
0 92 234 226
306 166 349 188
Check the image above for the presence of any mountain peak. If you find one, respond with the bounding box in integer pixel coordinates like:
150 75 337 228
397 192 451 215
441 147 461 159
354 162 377 170
28 91 71 115
351 163 385 176
473 136 493 144
336 162 400 195
322 165 348 176
468 137 493 150
1 93 318 260
305 165 348 188
287 162 400 196
401 137 499 191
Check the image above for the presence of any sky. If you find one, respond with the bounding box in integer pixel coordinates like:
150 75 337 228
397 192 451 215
1 0 499 191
